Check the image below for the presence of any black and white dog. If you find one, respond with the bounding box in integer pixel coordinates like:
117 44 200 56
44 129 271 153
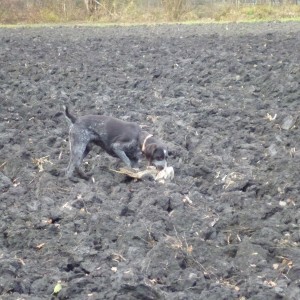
63 106 168 179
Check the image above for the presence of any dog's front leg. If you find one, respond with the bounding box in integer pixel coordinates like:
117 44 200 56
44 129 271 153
111 144 132 168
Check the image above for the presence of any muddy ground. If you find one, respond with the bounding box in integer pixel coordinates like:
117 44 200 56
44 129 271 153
0 22 300 300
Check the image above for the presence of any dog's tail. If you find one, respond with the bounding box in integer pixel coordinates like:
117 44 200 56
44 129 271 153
63 105 77 125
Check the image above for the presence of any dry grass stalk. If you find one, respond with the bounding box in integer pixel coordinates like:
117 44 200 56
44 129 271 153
32 156 53 172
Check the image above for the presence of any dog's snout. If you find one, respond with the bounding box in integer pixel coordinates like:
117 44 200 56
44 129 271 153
152 159 167 170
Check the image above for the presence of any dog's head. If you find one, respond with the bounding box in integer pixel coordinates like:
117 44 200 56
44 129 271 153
144 144 168 170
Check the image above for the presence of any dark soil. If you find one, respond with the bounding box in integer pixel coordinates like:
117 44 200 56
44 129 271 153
1 22 300 300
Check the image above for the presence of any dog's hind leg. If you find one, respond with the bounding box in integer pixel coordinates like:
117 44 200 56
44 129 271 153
83 143 92 160
66 132 90 180
66 144 86 179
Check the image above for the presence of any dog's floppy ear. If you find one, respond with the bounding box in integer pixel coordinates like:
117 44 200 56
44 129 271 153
144 144 157 160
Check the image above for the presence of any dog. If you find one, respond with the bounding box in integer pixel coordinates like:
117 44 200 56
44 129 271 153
63 106 168 179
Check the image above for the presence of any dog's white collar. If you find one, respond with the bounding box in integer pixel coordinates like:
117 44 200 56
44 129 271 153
142 134 153 152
